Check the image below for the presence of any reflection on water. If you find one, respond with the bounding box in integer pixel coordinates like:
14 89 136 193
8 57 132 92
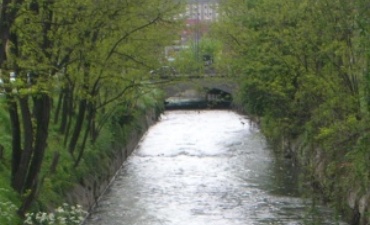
84 110 347 225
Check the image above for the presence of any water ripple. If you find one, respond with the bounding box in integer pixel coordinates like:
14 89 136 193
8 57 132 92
84 110 347 225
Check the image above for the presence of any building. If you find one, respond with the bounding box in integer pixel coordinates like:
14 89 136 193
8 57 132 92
166 0 220 61
180 0 219 44
182 0 219 22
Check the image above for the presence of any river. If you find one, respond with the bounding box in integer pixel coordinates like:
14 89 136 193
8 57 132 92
84 110 347 225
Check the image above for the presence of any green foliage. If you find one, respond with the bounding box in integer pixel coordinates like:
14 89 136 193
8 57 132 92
1 0 173 220
0 187 21 225
0 199 19 224
136 88 165 112
24 203 87 225
0 99 11 168
173 37 223 75
215 0 370 220
346 131 370 190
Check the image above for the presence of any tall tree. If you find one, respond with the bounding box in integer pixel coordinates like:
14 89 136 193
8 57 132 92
1 0 183 215
215 0 370 222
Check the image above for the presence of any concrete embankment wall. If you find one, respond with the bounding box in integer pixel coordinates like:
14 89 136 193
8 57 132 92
64 108 160 212
284 137 370 225
233 103 369 225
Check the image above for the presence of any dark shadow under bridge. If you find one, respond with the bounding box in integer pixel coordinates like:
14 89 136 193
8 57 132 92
152 75 238 110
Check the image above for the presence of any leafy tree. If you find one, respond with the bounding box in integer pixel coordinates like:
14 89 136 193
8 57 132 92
215 0 370 221
173 37 222 75
0 0 182 216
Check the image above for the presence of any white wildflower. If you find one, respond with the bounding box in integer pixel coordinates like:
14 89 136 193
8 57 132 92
57 216 66 224
23 216 33 225
48 212 55 222
56 206 64 213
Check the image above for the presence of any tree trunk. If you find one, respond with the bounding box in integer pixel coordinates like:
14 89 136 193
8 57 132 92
74 102 95 167
68 62 89 154
12 97 34 193
62 84 74 145
24 94 51 191
74 121 90 168
59 87 69 133
68 98 87 155
18 179 39 217
8 99 22 189
54 90 63 124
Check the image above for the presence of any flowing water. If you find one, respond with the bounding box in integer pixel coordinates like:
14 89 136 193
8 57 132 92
84 110 347 225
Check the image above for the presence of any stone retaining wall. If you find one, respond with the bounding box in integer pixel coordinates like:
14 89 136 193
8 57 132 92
287 137 370 225
65 109 160 212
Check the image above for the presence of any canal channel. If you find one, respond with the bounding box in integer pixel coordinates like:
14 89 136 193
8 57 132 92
84 110 347 225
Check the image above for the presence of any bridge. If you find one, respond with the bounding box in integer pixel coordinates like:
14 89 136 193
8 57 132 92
152 75 238 109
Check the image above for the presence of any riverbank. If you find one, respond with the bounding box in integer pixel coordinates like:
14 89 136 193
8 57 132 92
65 107 162 212
257 119 370 225
0 92 164 224
286 137 370 225
232 101 368 224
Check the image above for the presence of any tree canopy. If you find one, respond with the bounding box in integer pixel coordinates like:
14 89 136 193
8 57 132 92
214 0 370 222
0 0 183 218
